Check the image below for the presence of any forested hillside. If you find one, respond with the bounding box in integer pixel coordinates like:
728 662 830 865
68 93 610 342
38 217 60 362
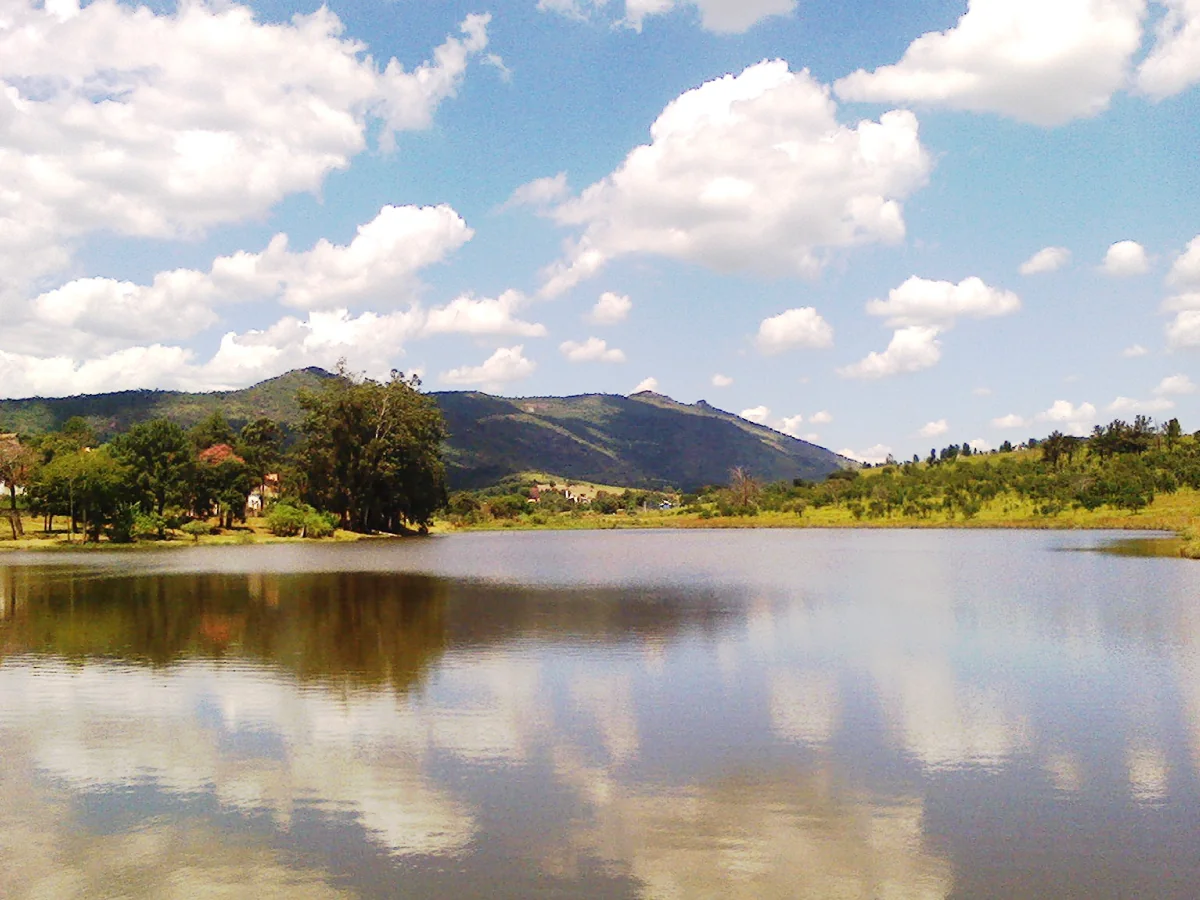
0 370 852 490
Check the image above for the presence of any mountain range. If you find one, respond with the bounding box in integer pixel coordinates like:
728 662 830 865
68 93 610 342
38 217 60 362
0 369 853 490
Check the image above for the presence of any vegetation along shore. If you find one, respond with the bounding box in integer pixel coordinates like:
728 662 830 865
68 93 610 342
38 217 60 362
2 368 1200 557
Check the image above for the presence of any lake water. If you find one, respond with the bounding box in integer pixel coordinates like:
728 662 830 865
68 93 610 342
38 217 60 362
3 529 1200 899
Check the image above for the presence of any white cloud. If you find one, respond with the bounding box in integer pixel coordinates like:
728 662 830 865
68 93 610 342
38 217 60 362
504 173 569 210
5 205 473 357
711 373 733 387
755 307 835 354
865 276 1020 327
777 414 804 437
740 405 771 424
588 292 633 325
1036 400 1099 435
1122 343 1149 357
833 0 1147 126
425 290 546 337
625 0 796 33
837 444 893 465
1168 235 1200 288
440 345 537 390
1166 310 1200 349
992 413 1030 429
973 386 993 396
919 419 949 437
810 410 833 425
222 205 473 311
0 1 490 296
1163 292 1200 312
1154 373 1197 395
632 376 659 393
540 61 930 295
1020 246 1071 275
838 326 942 379
540 0 795 34
1102 240 1150 276
1108 395 1175 413
969 439 993 453
1136 0 1200 99
0 305 428 397
559 337 626 363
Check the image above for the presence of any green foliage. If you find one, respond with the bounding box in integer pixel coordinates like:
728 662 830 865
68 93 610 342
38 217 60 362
190 410 236 449
132 512 167 540
487 495 529 519
266 503 337 537
267 503 308 536
112 418 194 516
181 520 215 542
32 447 131 541
297 365 447 532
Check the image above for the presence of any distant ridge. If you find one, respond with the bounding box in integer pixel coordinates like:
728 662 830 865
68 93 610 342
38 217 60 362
0 368 853 491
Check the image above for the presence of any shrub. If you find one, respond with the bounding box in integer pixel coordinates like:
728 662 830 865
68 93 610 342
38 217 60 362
132 512 167 541
267 503 307 536
181 520 214 542
303 510 337 538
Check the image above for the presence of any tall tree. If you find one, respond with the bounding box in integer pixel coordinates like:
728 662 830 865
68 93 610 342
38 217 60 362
297 365 447 532
0 434 33 538
112 419 195 516
190 411 236 449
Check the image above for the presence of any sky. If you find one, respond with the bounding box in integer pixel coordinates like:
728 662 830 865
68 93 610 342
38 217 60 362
2 0 1200 462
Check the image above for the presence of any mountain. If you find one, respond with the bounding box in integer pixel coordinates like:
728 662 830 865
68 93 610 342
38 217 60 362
0 370 853 490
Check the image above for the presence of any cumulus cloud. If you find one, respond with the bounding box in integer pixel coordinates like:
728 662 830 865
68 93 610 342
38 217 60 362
992 413 1030 429
838 326 942 379
711 373 733 387
632 376 659 393
1167 310 1200 349
865 276 1020 327
504 173 569 210
0 305 428 398
919 419 949 437
833 0 1147 126
539 61 930 295
1020 246 1072 275
1108 395 1175 413
1102 241 1150 276
559 337 626 363
1136 0 1200 99
1122 343 1149 357
6 205 474 357
0 1 491 296
810 411 833 425
539 0 795 34
1036 400 1099 435
740 405 771 424
425 290 546 337
1155 373 1197 395
440 345 537 390
837 444 893 465
777 414 804 437
1168 235 1200 288
755 307 835 355
588 292 633 325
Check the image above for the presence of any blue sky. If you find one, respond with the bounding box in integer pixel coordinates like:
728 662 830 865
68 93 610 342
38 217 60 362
2 0 1200 461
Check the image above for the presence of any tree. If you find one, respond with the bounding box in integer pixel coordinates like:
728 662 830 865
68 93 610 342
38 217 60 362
237 417 283 489
112 419 195 517
189 411 236 449
0 434 34 538
196 444 257 528
37 448 131 542
728 466 761 509
297 365 447 532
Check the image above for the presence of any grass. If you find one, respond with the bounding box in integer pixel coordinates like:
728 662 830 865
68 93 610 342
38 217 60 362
433 486 1200 547
0 514 372 551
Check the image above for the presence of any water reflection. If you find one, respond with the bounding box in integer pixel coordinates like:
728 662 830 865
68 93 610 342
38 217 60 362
2 530 1200 898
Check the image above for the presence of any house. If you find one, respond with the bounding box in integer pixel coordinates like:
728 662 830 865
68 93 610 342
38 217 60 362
247 473 281 513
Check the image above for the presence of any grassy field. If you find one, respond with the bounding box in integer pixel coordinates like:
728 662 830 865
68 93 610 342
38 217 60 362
0 514 371 551
432 485 1200 550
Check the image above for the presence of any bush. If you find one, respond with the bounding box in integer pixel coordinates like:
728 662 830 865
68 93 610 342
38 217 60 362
488 495 528 519
303 510 337 538
267 503 308 536
181 520 214 542
132 512 167 541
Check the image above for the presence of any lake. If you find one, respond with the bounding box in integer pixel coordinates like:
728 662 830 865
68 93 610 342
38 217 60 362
2 529 1200 899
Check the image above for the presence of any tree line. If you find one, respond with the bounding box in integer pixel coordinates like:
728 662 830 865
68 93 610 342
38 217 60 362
0 366 446 542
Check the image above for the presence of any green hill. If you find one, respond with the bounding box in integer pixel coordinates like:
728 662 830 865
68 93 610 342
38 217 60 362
0 370 853 490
